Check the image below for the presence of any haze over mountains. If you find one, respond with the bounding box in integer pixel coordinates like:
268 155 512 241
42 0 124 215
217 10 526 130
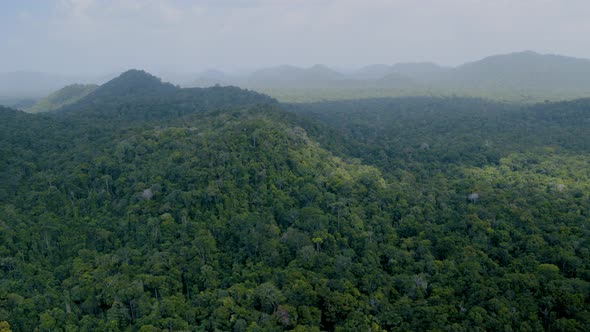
185 51 590 102
4 50 590 111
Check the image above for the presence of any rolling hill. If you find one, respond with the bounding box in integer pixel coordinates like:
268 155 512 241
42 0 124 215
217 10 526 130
57 69 276 123
27 84 98 113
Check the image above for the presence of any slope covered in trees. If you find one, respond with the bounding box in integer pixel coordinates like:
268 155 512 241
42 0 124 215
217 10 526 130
27 84 98 113
57 70 275 124
1 72 589 331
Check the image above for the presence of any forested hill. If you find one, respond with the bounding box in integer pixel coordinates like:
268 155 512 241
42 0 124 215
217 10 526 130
0 76 394 331
56 69 277 123
1 72 589 331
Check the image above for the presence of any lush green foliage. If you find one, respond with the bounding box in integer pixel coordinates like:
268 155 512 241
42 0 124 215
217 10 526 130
1 72 589 331
27 84 98 113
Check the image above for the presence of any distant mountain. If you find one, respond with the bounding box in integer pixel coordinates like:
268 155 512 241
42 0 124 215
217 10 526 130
189 69 233 87
351 62 447 80
438 51 590 90
199 69 231 81
251 51 590 101
245 64 351 88
373 72 420 88
390 62 449 81
247 65 302 83
352 64 397 80
27 84 98 113
370 52 590 101
305 64 348 81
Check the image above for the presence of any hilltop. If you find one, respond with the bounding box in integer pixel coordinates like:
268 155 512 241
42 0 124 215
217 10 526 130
55 69 276 123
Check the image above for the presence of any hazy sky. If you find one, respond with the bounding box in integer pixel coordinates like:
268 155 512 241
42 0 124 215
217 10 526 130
2 0 590 75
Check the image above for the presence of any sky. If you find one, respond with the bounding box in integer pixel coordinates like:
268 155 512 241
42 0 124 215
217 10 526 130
2 0 590 75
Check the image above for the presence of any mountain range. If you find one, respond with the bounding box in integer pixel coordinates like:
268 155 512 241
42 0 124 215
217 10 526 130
185 51 590 101
4 50 590 108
